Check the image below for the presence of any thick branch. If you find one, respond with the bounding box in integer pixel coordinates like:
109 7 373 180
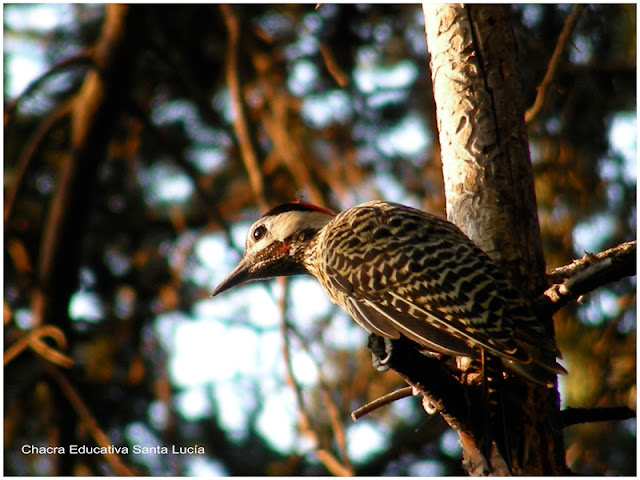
535 241 636 316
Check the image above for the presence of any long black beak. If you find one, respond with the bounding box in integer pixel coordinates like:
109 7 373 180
211 257 252 297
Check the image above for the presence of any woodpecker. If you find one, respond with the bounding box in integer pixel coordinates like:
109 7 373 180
212 200 566 387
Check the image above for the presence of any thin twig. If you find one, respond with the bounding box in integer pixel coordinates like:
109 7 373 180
284 321 353 472
5 100 73 224
4 325 73 368
42 362 135 476
4 50 93 127
561 406 635 427
220 4 268 211
261 94 325 205
351 386 415 421
319 42 349 87
128 98 243 256
277 278 354 476
525 5 586 124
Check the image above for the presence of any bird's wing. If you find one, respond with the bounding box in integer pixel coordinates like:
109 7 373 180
346 295 477 357
321 202 531 364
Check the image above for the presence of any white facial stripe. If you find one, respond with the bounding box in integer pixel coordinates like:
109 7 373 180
245 210 332 256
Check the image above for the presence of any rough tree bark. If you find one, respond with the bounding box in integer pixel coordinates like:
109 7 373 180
422 4 566 475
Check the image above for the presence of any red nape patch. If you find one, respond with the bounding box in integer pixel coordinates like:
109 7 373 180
264 201 337 218
291 200 337 217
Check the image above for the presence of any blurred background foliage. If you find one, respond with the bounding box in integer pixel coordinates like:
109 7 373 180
3 4 636 476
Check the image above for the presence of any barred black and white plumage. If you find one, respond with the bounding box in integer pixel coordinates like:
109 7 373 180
212 200 566 386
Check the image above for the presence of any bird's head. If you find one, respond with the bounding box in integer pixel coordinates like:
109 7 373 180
211 202 336 297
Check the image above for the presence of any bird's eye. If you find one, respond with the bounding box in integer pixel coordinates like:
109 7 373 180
252 225 267 242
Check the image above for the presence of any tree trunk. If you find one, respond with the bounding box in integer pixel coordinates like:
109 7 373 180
422 4 567 475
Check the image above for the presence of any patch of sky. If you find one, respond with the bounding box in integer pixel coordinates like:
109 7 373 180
79 266 97 288
4 3 74 31
256 330 285 378
147 399 170 430
545 116 562 135
373 22 393 45
521 4 542 29
14 308 35 331
192 291 279 330
288 59 318 96
372 173 420 208
284 33 319 61
302 90 352 128
354 58 418 94
366 89 409 109
389 394 421 424
174 385 212 422
186 145 227 174
405 9 427 56
139 161 194 205
125 422 165 474
254 10 295 40
622 418 636 437
317 3 338 20
69 290 103 323
151 98 223 146
104 246 132 277
211 381 256 439
568 34 592 64
184 456 228 477
346 420 388 463
169 318 262 387
608 112 636 184
376 114 430 159
288 277 332 321
256 388 298 453
35 172 55 194
289 349 319 386
194 231 242 281
212 88 233 124
572 213 616 255
577 289 621 327
440 429 462 458
408 459 445 477
302 11 323 34
187 263 214 288
4 4 73 99
617 307 636 335
322 310 367 351
153 311 187 351
167 231 197 271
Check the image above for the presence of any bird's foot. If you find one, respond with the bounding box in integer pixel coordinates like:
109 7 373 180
368 334 394 371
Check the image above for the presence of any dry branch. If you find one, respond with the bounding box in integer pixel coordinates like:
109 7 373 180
4 51 93 127
525 5 587 125
535 240 636 316
351 386 414 421
43 362 135 476
277 278 354 476
220 4 268 211
5 100 73 224
561 406 636 427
